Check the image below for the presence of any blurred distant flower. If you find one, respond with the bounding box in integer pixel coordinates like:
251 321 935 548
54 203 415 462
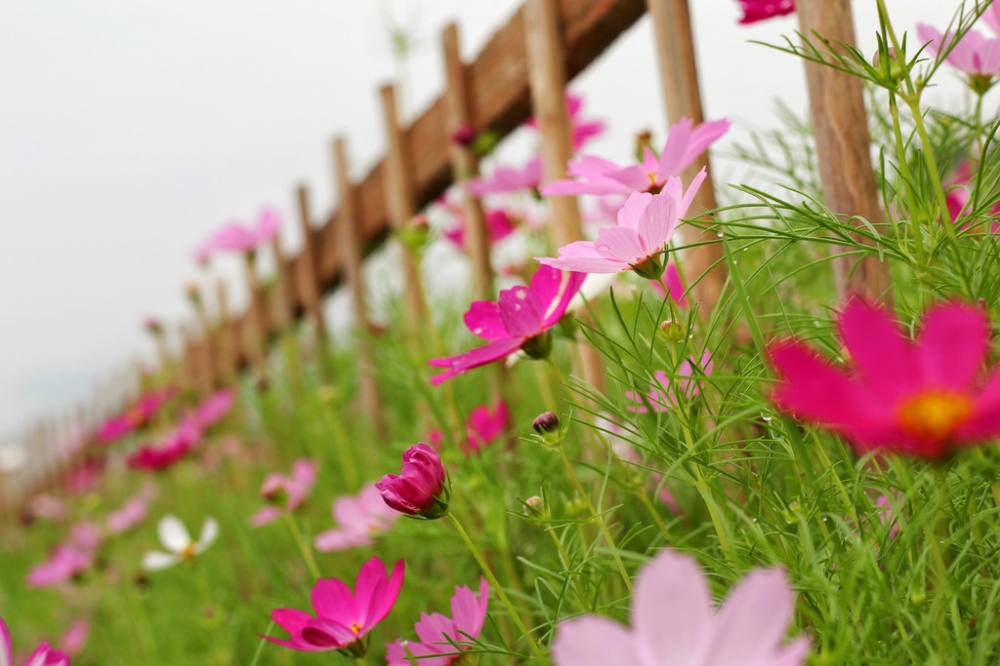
142 515 219 571
61 618 89 657
429 265 585 384
650 263 688 306
126 419 201 473
736 0 795 25
596 414 681 514
541 117 729 198
386 578 489 665
442 207 517 252
377 443 450 518
769 299 1000 459
1 617 70 666
314 483 400 552
470 156 543 197
551 550 809 666
918 21 1000 82
27 546 92 588
203 207 281 257
96 386 175 445
464 400 510 454
106 491 151 535
28 494 67 522
943 160 1000 225
193 388 236 430
527 92 606 153
263 556 405 656
626 350 714 412
450 122 476 148
69 522 102 552
143 316 164 336
63 457 106 495
251 459 319 527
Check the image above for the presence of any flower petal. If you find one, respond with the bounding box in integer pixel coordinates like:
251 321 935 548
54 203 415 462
551 616 640 666
157 515 191 553
142 550 181 571
837 299 919 400
464 301 508 340
428 338 525 385
632 550 711 665
498 285 546 338
916 302 987 389
195 518 219 553
702 569 796 665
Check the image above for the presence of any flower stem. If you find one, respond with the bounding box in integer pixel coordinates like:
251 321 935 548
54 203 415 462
282 512 321 581
447 513 544 659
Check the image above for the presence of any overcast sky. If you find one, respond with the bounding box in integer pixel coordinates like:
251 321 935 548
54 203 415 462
0 0 970 444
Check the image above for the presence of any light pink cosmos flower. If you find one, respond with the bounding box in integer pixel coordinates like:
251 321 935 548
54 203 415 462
541 117 729 198
917 23 1000 77
251 459 319 527
377 443 449 518
106 495 150 535
385 578 489 665
204 207 281 255
944 160 1000 225
551 550 809 666
126 418 202 472
649 263 688 306
60 619 89 657
469 155 543 197
27 546 92 588
737 0 795 25
264 557 405 654
28 495 67 522
62 458 106 496
464 400 510 454
769 298 1000 459
626 350 714 412
1 617 71 666
429 265 585 385
193 388 236 430
314 483 400 552
538 191 690 279
68 522 102 552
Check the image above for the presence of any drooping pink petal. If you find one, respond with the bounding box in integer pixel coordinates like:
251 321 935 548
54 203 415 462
429 338 525 385
701 569 795 665
538 242 632 273
632 550 712 665
551 616 641 666
916 302 988 389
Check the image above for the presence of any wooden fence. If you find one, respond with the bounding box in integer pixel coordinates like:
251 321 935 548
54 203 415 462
0 0 889 517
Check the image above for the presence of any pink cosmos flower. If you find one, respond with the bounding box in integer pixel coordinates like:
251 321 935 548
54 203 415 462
314 483 400 552
106 493 150 534
204 207 281 255
442 208 517 251
769 298 1000 459
251 459 319 527
96 386 175 444
527 92 606 153
28 495 67 522
385 578 489 665
944 161 1000 225
428 265 585 385
27 546 92 588
737 0 795 25
1 617 70 666
377 443 449 518
538 190 691 279
60 619 89 657
469 155 543 197
263 556 405 654
62 458 105 495
649 263 689 306
68 522 102 552
126 419 201 472
917 23 1000 77
541 117 729 198
626 350 714 413
193 388 236 430
551 550 809 666
464 400 510 454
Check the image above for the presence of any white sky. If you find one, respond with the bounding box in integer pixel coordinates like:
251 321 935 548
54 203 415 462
0 1 969 442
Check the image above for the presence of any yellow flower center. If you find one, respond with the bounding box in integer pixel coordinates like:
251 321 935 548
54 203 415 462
897 390 973 451
180 542 197 559
350 622 363 635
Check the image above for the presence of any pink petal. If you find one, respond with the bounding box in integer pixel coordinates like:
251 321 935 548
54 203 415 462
917 302 988 390
1 617 11 666
451 578 489 640
633 192 677 255
837 299 919 401
543 270 587 327
464 301 509 340
365 559 405 628
632 550 711 665
539 243 631 273
655 117 694 180
498 285 546 338
429 338 525 385
528 263 565 311
551 616 640 666
617 192 655 232
312 578 357 624
594 226 648 264
702 569 796 666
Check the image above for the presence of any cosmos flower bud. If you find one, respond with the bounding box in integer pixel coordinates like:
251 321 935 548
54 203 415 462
450 122 476 147
376 443 450 519
533 412 560 435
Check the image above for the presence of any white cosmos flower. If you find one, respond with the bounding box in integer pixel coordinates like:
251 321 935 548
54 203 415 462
142 515 219 571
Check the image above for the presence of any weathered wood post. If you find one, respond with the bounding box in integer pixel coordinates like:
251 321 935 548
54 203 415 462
214 278 237 384
646 0 727 314
243 254 270 376
186 282 218 392
295 184 329 341
269 232 295 333
524 0 605 394
333 137 384 434
797 0 893 302
379 84 431 327
441 23 495 301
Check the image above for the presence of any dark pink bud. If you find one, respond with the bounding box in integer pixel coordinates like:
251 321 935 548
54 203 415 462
450 122 476 147
376 443 449 518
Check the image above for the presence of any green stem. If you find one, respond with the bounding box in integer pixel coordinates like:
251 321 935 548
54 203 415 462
447 513 544 659
283 512 321 581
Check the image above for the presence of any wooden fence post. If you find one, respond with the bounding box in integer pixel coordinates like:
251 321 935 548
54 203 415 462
214 278 236 384
442 23 495 301
243 255 269 376
797 0 893 302
379 84 430 327
186 283 218 393
524 0 605 394
295 184 329 341
646 0 727 315
270 234 295 333
333 137 384 434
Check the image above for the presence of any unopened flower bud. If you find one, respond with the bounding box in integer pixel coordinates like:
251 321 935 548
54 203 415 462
533 412 560 435
143 317 164 337
450 122 476 148
398 214 432 253
376 443 450 519
634 129 655 163
184 282 202 307
523 495 545 517
260 475 289 506
657 319 687 343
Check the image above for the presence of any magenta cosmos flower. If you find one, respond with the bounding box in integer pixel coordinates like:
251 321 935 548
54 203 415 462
917 20 1000 78
95 386 175 444
1 617 71 666
737 0 795 25
552 550 809 666
541 117 729 198
769 299 1000 459
442 207 517 251
538 191 688 279
377 443 449 518
386 578 489 665
193 388 235 430
650 263 688 306
251 459 319 527
126 419 201 472
203 207 281 256
314 483 400 552
429 264 585 385
264 556 405 655
464 400 510 454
